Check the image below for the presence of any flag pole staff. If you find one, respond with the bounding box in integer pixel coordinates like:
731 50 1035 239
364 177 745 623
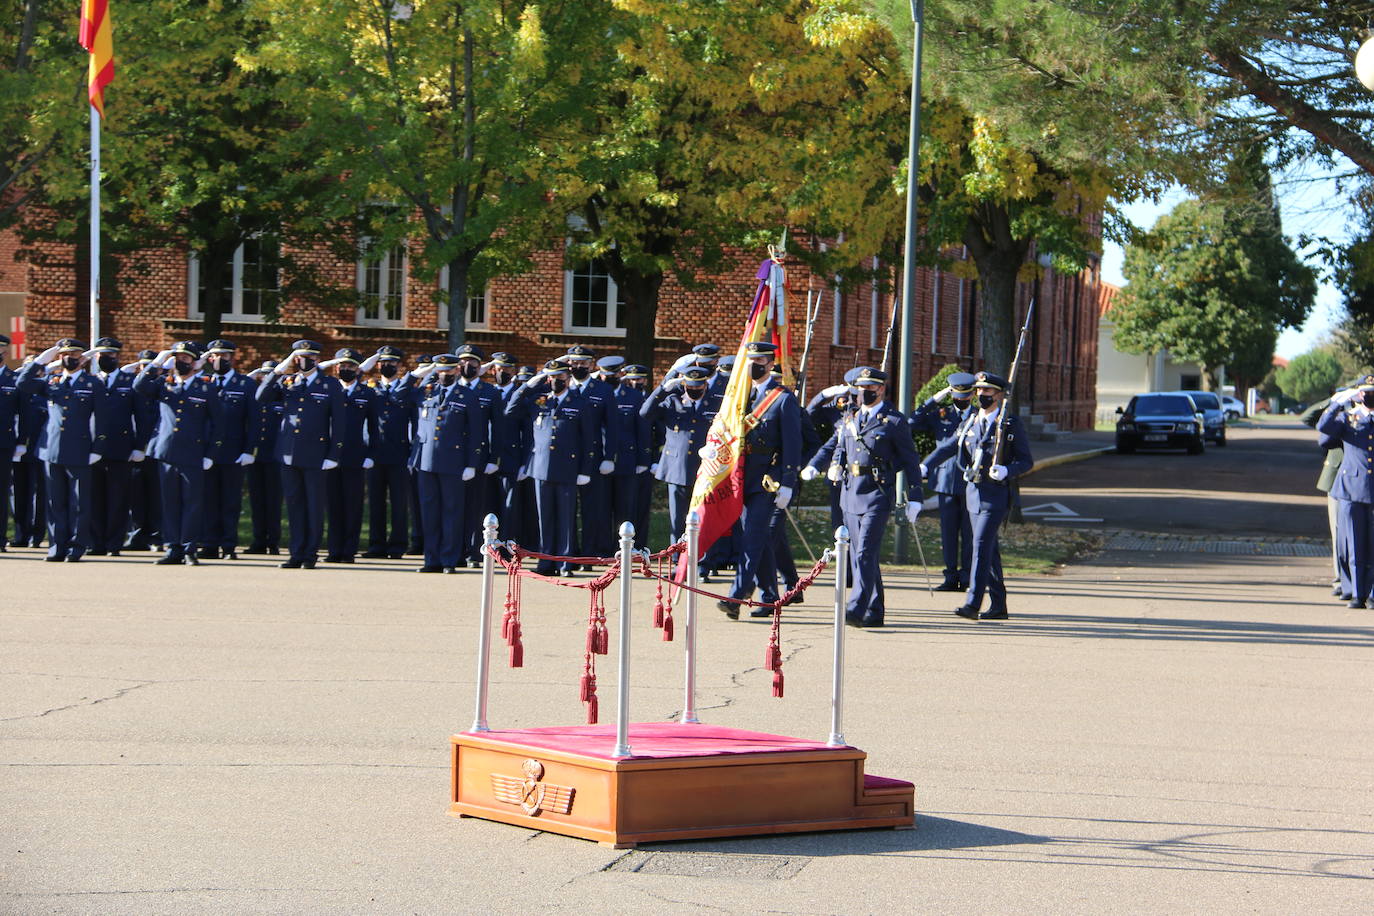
88 103 101 343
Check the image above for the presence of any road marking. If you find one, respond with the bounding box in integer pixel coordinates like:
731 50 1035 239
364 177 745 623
1022 501 1103 523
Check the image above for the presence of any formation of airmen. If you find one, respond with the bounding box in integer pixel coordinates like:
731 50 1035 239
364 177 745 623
0 330 1034 622
1311 376 1374 609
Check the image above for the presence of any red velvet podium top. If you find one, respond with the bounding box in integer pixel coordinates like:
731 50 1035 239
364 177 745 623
461 722 851 761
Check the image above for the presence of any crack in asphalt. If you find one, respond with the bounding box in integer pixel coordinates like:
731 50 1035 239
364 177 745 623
0 680 157 723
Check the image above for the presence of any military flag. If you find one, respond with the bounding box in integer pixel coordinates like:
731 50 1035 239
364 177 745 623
79 0 115 117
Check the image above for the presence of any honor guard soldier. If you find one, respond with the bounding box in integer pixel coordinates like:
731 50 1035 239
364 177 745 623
125 349 162 551
908 371 976 591
133 342 223 566
1303 388 1353 599
604 360 650 546
322 348 379 563
715 340 801 619
406 353 484 573
806 368 863 538
454 343 500 567
406 354 436 556
1317 377 1374 608
12 357 48 548
17 339 108 561
199 339 259 560
359 346 412 559
803 367 924 627
561 344 618 559
620 364 655 542
641 364 721 543
84 337 139 555
256 340 346 569
595 355 625 386
487 352 525 545
500 365 538 547
922 371 1034 620
0 333 19 550
243 360 283 555
505 359 594 577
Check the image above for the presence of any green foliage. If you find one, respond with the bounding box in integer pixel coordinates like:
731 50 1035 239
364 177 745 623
911 362 965 457
1275 350 1342 405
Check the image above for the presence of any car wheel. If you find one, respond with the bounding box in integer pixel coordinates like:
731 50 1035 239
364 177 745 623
1225 410 1239 421
1186 438 1204 455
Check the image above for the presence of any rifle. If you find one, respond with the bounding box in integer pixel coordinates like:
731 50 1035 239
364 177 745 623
984 294 1036 480
795 280 821 402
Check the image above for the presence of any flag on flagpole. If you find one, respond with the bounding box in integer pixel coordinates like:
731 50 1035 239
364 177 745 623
79 0 114 117
678 256 794 580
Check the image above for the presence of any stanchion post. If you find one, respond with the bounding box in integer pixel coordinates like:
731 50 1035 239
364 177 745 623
683 511 701 724
470 513 500 733
827 525 851 748
613 521 635 758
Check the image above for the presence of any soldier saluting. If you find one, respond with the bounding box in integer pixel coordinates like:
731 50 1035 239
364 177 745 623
1316 376 1374 608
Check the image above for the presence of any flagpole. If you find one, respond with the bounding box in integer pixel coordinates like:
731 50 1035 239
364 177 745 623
89 102 101 343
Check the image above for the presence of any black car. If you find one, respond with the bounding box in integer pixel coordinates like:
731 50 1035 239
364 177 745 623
1115 393 1205 454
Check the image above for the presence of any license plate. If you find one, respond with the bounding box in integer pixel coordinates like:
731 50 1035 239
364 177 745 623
1144 434 1167 442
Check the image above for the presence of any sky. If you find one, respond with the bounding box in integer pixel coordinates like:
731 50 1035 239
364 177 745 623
1098 163 1354 360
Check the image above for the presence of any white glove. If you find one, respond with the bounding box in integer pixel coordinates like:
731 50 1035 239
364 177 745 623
634 465 647 474
322 458 339 471
484 462 498 475
409 364 437 379
362 457 375 470
130 449 144 462
237 452 255 466
663 376 684 390
934 386 952 401
202 457 213 470
317 358 341 370
649 462 660 476
670 353 696 372
523 371 547 389
82 348 98 361
697 445 716 461
800 465 819 481
826 463 841 482
358 354 380 373
517 467 529 481
988 464 1008 481
150 349 172 368
193 356 207 371
598 460 614 475
904 502 920 524
575 473 590 486
282 455 293 466
462 466 476 481
121 360 143 373
919 463 928 479
88 452 100 465
820 384 848 399
273 355 295 375
1335 388 1362 404
774 485 793 509
12 444 27 461
34 345 61 365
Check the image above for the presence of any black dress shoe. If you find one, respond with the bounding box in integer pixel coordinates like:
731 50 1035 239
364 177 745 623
156 554 184 565
362 549 387 559
1348 599 1366 609
954 605 979 620
183 554 200 566
108 549 120 557
127 541 152 552
979 607 1009 620
66 554 84 562
557 568 576 578
222 550 237 560
198 546 219 560
467 557 483 568
417 565 443 573
302 558 316 569
749 606 774 618
845 615 866 628
1332 585 1344 597
935 581 963 592
717 600 740 620
88 548 107 557
861 616 884 627
0 544 7 552
388 552 405 560
45 555 65 562
243 545 265 555
407 544 424 556
268 546 281 556
280 559 302 569
699 569 712 583
443 566 459 574
1340 593 1354 602
336 556 354 564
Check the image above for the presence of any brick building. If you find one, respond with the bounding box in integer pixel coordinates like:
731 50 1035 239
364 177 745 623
2 218 1102 431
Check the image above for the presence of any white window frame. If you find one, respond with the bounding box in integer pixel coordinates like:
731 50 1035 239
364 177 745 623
930 268 942 354
563 252 625 336
356 240 407 327
437 266 490 330
187 237 281 322
869 257 880 350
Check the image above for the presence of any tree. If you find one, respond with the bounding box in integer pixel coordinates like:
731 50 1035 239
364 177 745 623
1275 349 1342 404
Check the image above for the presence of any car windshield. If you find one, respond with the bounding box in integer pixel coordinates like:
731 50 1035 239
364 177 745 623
1134 396 1194 416
1187 393 1219 410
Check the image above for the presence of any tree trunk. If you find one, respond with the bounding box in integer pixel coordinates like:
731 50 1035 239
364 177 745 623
963 204 1031 385
445 251 471 352
198 239 237 342
617 268 664 368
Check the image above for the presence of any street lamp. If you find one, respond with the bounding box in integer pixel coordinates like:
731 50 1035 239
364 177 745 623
1356 31 1374 91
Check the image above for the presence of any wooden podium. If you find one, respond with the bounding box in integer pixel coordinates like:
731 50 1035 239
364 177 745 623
450 722 914 848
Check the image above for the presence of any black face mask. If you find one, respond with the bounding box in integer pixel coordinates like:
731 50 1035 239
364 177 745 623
569 366 591 381
952 397 971 409
749 363 768 381
978 394 996 409
460 363 479 380
297 358 317 373
861 389 879 406
685 385 706 400
437 371 457 386
1363 392 1374 409
551 377 569 394
337 368 358 383
61 356 82 371
173 359 195 376
379 363 398 378
96 354 119 373
212 360 231 375
496 371 514 387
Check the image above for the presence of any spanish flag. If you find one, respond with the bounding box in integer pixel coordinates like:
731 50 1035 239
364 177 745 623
681 257 793 569
79 0 114 117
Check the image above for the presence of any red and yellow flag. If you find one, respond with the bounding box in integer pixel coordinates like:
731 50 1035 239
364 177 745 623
681 256 793 570
79 0 114 117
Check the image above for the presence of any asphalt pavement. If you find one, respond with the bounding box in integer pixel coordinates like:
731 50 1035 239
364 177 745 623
3 419 1370 913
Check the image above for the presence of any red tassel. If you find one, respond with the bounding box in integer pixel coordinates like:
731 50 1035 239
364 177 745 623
772 669 784 698
586 626 598 654
586 694 598 724
662 614 674 641
507 619 521 646
596 625 609 655
579 672 592 702
509 639 523 668
501 612 512 640
766 643 781 671
652 600 664 628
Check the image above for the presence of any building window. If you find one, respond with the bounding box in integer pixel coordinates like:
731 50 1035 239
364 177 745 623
831 283 842 346
187 237 281 321
357 241 406 326
869 257 880 350
930 268 943 355
437 266 490 330
565 257 624 334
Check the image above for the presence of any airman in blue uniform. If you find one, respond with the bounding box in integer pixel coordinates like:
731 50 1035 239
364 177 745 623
804 367 924 627
908 371 976 591
322 348 379 563
17 339 108 561
199 339 260 560
12 357 48 548
0 333 20 551
256 340 346 569
454 343 501 567
360 346 412 559
83 337 141 556
715 340 801 619
499 364 537 548
125 349 162 552
486 353 526 547
806 368 861 537
406 354 436 556
619 364 656 544
604 360 651 546
641 364 720 546
922 370 1034 620
133 341 222 566
1316 377 1374 608
243 360 282 555
505 359 595 576
562 345 617 559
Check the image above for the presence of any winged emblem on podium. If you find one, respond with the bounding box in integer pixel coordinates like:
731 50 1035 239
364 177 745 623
491 759 574 816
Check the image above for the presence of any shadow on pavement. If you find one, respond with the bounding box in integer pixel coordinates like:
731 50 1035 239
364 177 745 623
639 815 1050 856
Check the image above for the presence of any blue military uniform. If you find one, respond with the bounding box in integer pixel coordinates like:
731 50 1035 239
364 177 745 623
923 371 1034 619
406 354 486 572
908 371 976 591
641 365 720 549
244 361 282 555
505 360 595 576
12 371 48 547
133 342 223 565
406 355 437 555
363 346 413 559
125 350 162 551
200 340 260 559
807 367 924 626
454 344 500 566
562 345 618 558
1317 381 1374 607
605 366 651 547
255 340 346 569
87 338 140 555
498 366 537 548
17 340 108 561
325 348 379 563
0 336 20 550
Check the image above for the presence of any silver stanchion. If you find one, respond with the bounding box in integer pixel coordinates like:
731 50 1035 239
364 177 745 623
470 513 500 733
827 525 851 748
613 521 635 758
683 511 701 724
